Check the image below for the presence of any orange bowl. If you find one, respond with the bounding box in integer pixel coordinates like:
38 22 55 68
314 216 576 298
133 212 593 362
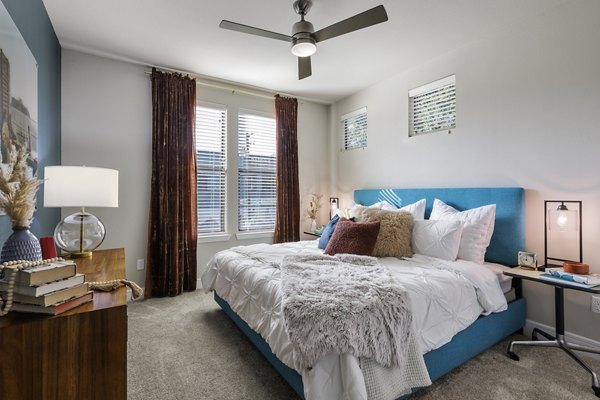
563 262 589 275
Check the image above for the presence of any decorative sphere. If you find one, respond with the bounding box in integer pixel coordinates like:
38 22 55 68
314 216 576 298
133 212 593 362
54 212 106 255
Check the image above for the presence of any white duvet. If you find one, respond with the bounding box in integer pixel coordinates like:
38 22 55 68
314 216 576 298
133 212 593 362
201 240 507 400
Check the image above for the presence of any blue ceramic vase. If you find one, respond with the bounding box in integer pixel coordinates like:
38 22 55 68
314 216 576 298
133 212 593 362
0 227 43 279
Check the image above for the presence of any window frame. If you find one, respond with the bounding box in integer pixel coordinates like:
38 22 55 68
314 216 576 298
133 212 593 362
195 101 228 237
408 75 456 137
236 108 277 233
341 107 368 151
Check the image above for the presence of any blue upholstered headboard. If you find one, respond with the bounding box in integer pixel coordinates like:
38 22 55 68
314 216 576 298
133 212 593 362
354 187 525 266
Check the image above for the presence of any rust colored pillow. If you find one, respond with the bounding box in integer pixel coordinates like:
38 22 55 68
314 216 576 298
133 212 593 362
324 219 381 256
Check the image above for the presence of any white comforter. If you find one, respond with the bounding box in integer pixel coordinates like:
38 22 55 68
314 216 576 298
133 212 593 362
201 240 507 400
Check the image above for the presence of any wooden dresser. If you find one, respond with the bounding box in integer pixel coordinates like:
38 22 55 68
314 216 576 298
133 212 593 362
0 248 127 400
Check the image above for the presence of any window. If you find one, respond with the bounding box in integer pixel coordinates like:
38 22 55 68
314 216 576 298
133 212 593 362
341 107 367 150
237 110 277 232
196 103 227 235
409 75 456 136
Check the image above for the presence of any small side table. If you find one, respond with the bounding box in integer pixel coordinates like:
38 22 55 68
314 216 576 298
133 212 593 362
503 267 600 397
0 248 127 400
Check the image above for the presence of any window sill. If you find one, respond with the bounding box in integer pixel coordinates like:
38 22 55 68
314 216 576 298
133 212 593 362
236 231 274 240
197 234 232 244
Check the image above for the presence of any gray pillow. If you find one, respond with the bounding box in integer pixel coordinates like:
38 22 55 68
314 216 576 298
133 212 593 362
354 206 414 258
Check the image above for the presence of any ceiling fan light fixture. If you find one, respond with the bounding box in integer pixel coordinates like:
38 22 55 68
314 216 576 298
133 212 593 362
291 37 316 57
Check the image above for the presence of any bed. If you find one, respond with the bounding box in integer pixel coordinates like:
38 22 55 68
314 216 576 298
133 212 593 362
201 187 526 399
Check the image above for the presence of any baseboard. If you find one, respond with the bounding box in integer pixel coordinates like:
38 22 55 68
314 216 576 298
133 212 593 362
124 282 200 301
524 319 600 360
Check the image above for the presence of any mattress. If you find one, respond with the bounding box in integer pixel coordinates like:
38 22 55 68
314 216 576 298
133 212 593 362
482 262 514 294
201 240 509 400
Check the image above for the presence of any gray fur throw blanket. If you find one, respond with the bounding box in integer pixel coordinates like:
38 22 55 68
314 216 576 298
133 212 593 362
281 253 415 372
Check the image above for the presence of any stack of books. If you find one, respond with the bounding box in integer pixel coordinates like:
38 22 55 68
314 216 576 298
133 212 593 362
540 267 600 289
0 260 93 315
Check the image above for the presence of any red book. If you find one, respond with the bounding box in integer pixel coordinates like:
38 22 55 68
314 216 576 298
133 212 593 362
9 291 94 315
40 236 58 259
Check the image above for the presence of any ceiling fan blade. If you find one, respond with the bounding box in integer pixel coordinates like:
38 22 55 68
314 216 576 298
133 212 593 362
298 56 312 80
312 5 388 43
219 20 292 42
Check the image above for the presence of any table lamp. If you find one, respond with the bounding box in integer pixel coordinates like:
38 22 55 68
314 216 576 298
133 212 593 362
544 200 582 268
329 197 339 219
44 166 119 257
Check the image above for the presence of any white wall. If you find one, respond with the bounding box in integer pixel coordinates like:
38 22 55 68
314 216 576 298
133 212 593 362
61 49 152 285
61 49 330 286
330 0 600 341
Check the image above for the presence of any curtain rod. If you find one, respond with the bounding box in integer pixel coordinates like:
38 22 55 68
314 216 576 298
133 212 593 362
143 67 318 103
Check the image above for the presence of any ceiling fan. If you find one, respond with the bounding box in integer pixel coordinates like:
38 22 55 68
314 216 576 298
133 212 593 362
219 0 388 80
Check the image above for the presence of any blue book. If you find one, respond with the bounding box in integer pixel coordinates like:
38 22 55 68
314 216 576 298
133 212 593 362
540 268 600 288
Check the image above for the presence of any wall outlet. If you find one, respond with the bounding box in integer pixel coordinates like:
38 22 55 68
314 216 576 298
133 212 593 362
592 296 600 314
136 259 145 271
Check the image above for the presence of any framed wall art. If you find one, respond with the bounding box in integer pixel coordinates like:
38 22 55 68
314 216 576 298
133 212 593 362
0 2 38 173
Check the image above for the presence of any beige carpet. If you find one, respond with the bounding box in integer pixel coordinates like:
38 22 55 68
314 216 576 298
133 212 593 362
128 290 600 400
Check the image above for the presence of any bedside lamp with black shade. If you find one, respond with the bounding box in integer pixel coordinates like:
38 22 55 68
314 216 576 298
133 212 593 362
44 166 119 258
544 200 582 269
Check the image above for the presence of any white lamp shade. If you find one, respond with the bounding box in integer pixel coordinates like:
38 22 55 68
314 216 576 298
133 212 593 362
44 166 119 208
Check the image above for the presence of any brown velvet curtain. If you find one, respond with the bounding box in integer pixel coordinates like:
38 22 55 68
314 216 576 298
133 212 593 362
145 68 198 297
273 95 300 243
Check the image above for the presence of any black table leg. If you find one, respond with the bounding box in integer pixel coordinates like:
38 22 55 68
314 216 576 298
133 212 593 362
507 286 600 397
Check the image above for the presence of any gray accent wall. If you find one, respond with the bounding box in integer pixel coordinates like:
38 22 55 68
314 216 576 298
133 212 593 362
0 0 61 241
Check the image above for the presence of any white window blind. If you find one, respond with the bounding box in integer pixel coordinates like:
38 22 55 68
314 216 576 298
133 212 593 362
341 107 367 150
409 75 456 136
196 103 227 235
237 110 277 232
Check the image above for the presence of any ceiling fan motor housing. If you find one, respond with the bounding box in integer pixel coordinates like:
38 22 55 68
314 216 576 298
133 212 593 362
291 19 316 56
292 19 314 37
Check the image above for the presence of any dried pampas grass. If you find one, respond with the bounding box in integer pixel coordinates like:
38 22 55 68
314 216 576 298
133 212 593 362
0 147 42 228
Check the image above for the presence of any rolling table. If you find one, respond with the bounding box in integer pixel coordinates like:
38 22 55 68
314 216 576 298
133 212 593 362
503 267 600 397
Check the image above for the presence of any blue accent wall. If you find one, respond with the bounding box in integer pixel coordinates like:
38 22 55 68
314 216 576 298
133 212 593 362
0 0 61 242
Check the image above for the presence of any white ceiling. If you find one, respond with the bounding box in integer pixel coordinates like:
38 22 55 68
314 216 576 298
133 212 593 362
43 0 569 103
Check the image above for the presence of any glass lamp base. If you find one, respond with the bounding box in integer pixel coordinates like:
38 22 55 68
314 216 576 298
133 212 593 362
54 211 106 256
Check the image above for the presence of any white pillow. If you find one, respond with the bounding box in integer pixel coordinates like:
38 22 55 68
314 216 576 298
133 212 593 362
362 199 426 219
412 219 464 261
429 199 496 264
399 198 426 220
368 200 396 210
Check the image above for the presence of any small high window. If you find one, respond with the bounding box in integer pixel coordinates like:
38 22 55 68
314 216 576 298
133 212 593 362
341 107 367 150
409 75 456 136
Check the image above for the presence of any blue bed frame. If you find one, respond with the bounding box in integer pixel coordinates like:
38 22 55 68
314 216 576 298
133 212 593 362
213 187 527 399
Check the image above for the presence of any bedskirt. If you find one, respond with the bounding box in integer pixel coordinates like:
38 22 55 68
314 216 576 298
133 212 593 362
214 293 526 399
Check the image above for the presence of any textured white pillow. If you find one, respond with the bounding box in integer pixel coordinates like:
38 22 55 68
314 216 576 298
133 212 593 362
429 199 496 264
398 199 426 220
411 219 464 261
368 200 396 210
361 199 426 219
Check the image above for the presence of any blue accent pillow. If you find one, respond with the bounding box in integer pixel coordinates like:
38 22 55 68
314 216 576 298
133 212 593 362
318 215 340 249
